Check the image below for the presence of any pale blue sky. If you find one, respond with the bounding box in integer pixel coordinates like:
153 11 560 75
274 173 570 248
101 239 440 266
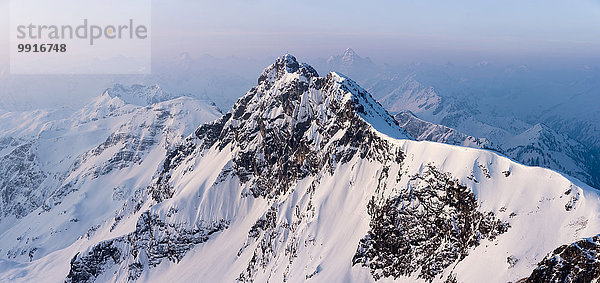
150 0 600 63
2 0 600 65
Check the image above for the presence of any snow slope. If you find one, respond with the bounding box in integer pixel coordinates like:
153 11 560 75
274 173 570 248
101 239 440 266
394 110 598 189
1 55 599 283
104 84 176 106
0 88 221 263
363 60 600 189
394 111 496 150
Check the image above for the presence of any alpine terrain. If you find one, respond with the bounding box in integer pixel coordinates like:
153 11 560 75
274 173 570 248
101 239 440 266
318 48 600 189
0 84 221 264
1 55 600 283
368 74 600 189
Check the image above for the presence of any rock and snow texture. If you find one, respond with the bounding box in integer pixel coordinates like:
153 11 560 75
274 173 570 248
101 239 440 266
373 75 600 189
0 87 221 264
104 84 176 106
393 110 598 189
394 111 496 150
524 233 600 282
503 123 596 185
1 55 600 283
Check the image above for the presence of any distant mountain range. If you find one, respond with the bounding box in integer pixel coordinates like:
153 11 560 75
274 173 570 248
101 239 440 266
318 49 600 189
1 55 599 282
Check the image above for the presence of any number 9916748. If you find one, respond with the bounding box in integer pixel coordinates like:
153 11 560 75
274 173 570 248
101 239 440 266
17 44 67 53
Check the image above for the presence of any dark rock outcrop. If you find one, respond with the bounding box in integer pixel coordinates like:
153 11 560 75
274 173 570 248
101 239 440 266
523 234 600 283
353 165 509 282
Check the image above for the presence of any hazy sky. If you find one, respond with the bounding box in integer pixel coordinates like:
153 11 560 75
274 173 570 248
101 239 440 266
151 0 600 64
2 0 600 66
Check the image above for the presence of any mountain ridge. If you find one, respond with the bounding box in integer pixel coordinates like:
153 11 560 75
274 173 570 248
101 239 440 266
70 56 600 282
0 87 221 264
1 55 600 283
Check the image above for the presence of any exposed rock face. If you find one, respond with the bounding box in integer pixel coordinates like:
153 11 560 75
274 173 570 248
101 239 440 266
4 55 598 283
523 234 600 283
0 141 48 218
66 240 122 283
75 54 412 282
66 212 229 283
152 54 408 201
71 106 174 180
353 165 509 281
0 91 221 263
141 55 512 283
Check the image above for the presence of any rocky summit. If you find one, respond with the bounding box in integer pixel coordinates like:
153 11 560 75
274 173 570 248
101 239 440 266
1 55 600 283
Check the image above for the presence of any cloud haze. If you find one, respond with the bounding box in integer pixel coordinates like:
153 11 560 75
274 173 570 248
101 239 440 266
149 0 600 63
1 0 599 65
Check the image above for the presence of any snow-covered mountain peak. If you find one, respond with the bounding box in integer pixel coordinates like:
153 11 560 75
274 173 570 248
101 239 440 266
257 54 318 85
373 74 444 118
327 48 368 67
0 90 222 264
341 48 357 63
510 123 556 143
507 122 574 148
5 55 600 283
170 55 408 197
528 123 551 134
104 83 176 106
343 47 356 56
328 72 410 139
327 47 358 65
98 89 128 107
322 48 379 84
72 90 134 125
238 55 408 144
